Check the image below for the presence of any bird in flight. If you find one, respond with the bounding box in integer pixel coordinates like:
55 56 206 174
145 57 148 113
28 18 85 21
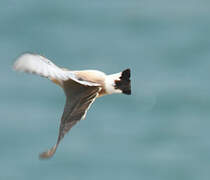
13 53 131 159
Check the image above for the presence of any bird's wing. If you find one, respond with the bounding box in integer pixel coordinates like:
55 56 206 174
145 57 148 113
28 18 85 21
13 53 100 86
39 79 101 159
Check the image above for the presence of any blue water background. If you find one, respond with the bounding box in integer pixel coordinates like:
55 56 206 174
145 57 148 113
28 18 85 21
1 0 210 179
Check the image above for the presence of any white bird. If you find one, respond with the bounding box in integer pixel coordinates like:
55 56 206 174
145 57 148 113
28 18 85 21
13 53 131 159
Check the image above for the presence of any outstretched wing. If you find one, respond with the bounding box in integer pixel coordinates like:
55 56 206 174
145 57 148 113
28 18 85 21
13 53 99 86
39 79 101 159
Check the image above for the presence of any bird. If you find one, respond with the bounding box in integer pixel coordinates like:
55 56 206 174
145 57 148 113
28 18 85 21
13 53 131 159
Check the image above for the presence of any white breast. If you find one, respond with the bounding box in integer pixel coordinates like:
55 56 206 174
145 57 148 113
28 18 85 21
105 72 122 94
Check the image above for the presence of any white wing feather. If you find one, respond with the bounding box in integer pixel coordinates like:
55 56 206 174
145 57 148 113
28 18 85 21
13 53 100 86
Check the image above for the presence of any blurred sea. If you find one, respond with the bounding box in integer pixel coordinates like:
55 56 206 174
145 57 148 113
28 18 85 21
1 0 210 179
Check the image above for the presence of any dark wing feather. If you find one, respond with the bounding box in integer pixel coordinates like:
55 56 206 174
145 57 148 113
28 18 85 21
39 80 100 159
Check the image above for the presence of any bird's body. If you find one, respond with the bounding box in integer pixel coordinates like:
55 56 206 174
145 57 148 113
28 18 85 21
69 70 107 97
13 53 131 159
